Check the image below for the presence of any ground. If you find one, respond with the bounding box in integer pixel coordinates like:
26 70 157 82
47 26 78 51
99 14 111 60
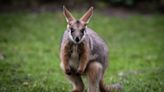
0 11 164 92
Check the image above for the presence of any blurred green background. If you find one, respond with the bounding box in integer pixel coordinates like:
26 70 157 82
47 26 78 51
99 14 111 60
0 0 164 92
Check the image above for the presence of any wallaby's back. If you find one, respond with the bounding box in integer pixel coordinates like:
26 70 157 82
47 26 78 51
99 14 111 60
85 28 109 70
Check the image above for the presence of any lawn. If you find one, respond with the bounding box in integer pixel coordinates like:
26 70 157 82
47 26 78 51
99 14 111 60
0 11 164 92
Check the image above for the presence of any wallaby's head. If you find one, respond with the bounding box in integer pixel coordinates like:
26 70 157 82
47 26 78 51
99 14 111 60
63 6 93 44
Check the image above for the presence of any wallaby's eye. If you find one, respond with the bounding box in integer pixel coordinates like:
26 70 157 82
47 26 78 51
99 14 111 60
81 28 85 34
70 28 74 33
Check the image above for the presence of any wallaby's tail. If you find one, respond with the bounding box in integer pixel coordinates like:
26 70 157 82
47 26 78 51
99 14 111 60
99 80 122 92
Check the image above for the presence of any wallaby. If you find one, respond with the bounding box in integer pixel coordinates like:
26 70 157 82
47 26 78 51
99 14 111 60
60 6 121 92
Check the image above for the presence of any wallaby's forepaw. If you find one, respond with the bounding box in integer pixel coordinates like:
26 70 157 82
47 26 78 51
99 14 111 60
65 67 72 75
76 69 84 75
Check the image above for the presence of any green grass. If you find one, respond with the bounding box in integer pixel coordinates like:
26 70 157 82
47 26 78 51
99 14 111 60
0 12 164 92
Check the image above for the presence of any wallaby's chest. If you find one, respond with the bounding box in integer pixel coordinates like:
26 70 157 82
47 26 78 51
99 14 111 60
69 45 81 69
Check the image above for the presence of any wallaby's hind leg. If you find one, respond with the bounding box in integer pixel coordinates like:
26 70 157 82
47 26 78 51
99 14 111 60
66 74 84 92
86 62 103 92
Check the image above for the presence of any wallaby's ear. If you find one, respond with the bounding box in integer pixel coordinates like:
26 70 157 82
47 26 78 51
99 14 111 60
63 6 75 23
80 7 93 24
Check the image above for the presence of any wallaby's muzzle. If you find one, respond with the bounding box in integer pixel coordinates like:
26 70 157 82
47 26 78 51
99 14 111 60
75 37 80 42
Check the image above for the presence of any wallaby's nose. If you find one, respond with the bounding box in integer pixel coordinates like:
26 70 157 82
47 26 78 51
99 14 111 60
75 37 80 42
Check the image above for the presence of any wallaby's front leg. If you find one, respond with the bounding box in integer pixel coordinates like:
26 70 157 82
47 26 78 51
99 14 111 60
60 42 72 75
77 43 89 75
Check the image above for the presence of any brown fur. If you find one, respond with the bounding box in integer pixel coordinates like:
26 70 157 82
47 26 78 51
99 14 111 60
86 62 102 92
77 42 89 74
60 42 72 74
67 74 84 92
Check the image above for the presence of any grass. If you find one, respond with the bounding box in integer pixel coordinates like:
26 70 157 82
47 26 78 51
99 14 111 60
0 11 164 92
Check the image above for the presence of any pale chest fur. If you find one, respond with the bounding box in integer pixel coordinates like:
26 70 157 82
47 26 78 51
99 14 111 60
69 45 80 69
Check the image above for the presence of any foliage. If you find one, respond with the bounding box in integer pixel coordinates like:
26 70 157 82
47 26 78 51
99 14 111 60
109 0 135 6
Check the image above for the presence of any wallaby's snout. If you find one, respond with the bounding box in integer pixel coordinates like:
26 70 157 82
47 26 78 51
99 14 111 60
63 6 93 44
75 37 80 42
